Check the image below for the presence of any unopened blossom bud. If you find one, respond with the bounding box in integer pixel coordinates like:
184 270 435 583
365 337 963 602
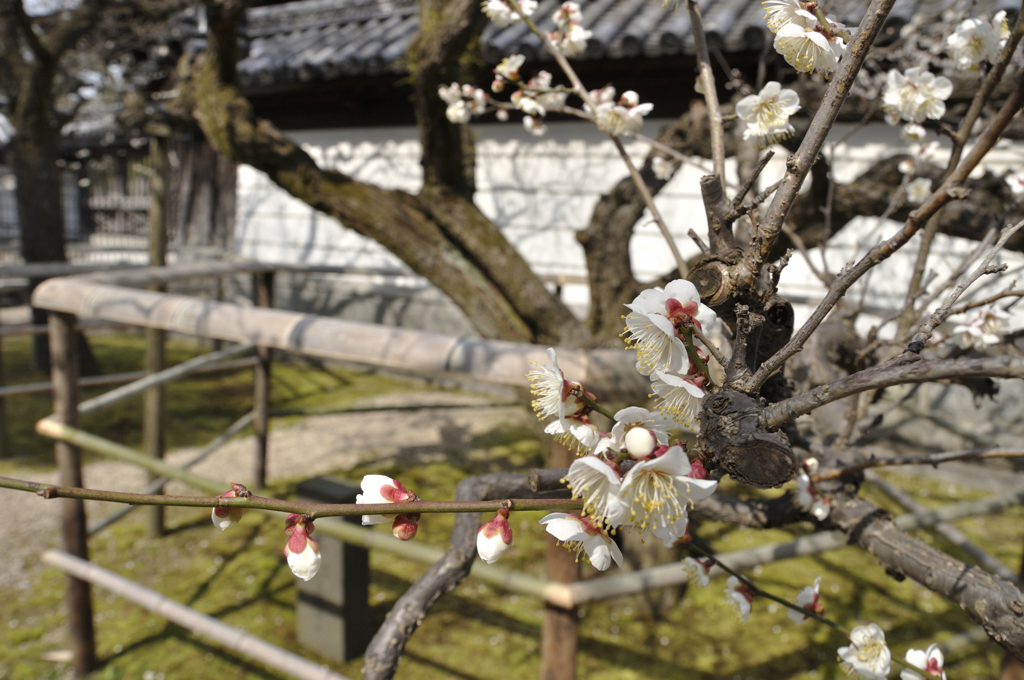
623 427 657 459
392 513 420 541
495 108 509 122
802 457 819 475
689 458 708 480
491 77 505 93
477 507 513 563
357 474 418 525
618 90 640 108
284 514 321 581
211 483 250 531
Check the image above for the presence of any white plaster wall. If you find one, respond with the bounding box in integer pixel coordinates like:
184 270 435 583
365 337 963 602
235 119 1024 335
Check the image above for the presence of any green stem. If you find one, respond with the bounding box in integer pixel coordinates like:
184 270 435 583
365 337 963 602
0 475 583 519
681 328 717 390
573 388 617 421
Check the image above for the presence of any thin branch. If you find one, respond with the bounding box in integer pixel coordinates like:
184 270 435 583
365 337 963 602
509 0 687 276
907 218 1024 351
781 223 832 286
0 476 582 517
690 323 728 367
760 354 1024 429
729 150 773 213
902 9 1024 316
949 286 1024 316
749 0 897 267
686 0 725 180
946 7 1024 173
814 448 1024 482
744 72 1024 392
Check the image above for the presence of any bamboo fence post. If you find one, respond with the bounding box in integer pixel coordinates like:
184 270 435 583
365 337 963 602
252 271 273 488
144 134 169 537
540 439 579 680
48 311 96 676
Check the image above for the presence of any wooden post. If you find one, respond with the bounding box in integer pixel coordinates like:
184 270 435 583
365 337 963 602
540 440 579 680
0 332 8 459
49 312 96 677
252 272 273 489
144 135 169 537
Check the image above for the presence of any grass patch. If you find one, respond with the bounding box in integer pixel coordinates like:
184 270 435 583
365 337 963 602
0 335 1019 678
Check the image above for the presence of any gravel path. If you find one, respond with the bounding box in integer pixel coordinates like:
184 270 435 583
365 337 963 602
1 390 530 594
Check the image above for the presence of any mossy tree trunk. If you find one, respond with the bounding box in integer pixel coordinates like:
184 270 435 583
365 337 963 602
190 0 590 346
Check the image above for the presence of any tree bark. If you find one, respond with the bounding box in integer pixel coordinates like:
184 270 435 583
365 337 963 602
189 0 589 346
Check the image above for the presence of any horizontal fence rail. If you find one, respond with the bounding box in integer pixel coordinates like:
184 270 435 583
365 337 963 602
42 550 349 680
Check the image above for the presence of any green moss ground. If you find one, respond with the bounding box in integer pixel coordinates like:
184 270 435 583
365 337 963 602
0 333 1019 679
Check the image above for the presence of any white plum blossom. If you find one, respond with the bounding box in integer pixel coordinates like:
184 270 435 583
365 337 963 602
650 370 705 431
283 514 321 581
736 81 801 145
838 624 892 680
552 1 581 26
951 305 1011 348
551 24 592 57
357 474 417 525
681 556 711 587
947 11 1009 70
512 89 545 116
1006 171 1024 195
438 82 462 105
495 108 510 122
622 278 717 376
901 644 946 680
526 348 583 424
540 513 623 570
481 0 536 27
446 100 472 124
787 576 822 624
494 54 526 83
762 0 809 33
523 115 547 136
906 177 932 204
900 123 927 143
652 156 674 181
619 446 717 546
477 508 513 564
566 456 629 527
796 471 830 520
882 68 953 125
724 575 753 622
544 418 601 452
773 21 848 77
591 91 653 136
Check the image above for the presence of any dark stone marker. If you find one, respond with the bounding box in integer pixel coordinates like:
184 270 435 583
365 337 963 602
295 477 372 662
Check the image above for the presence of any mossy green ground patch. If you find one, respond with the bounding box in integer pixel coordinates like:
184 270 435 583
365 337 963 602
0 333 1019 678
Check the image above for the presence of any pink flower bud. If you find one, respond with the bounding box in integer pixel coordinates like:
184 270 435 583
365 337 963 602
491 77 505 93
210 483 250 531
283 514 321 581
357 475 418 526
689 458 708 480
477 508 513 564
392 513 420 541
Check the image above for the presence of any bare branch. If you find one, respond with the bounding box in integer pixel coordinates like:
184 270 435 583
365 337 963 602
814 447 1024 482
750 0 898 266
745 72 1024 392
686 0 725 180
907 218 1024 350
761 354 1024 429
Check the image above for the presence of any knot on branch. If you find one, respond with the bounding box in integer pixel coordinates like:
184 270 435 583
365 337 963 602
696 390 798 489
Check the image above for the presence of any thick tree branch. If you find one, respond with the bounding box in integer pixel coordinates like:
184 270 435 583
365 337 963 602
831 495 1024 660
187 9 588 346
362 473 566 680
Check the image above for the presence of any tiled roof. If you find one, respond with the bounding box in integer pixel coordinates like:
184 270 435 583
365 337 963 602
236 0 1019 89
